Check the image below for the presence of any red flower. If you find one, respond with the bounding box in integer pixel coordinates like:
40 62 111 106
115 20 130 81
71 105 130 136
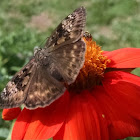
2 34 140 140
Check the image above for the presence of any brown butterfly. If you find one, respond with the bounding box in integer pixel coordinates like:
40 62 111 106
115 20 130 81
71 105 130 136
0 7 86 109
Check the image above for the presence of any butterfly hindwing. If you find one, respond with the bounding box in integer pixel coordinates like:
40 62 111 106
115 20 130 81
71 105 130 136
24 65 65 109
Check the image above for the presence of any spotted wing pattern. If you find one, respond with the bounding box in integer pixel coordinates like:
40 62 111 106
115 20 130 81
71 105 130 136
45 7 86 51
0 59 35 108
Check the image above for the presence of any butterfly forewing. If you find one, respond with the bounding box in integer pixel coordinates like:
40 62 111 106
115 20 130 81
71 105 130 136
0 7 86 109
45 7 86 52
49 39 85 84
0 59 35 108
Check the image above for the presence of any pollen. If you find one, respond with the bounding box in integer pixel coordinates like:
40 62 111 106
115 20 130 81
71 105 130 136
68 32 111 91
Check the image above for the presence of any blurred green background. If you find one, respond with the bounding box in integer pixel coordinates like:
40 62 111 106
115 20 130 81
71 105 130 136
0 0 140 139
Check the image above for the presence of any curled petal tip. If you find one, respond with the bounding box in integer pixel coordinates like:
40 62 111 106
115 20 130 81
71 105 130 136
2 108 21 120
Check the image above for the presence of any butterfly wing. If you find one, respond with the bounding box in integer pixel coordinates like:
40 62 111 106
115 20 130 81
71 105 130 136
44 6 86 84
0 59 36 108
0 58 65 109
24 65 65 109
22 7 86 109
48 39 85 84
22 38 85 109
45 7 86 52
23 39 85 109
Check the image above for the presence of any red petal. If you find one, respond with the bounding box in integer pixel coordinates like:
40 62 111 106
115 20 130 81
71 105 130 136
102 51 109 55
59 91 109 140
12 91 69 140
12 109 34 140
94 86 140 140
104 48 140 68
53 124 65 140
103 71 140 120
2 108 21 120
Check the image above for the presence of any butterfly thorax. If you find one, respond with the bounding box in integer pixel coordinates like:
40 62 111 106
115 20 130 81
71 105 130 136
34 48 50 66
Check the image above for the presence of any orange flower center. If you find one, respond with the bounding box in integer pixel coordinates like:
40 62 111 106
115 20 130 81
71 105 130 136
68 32 110 91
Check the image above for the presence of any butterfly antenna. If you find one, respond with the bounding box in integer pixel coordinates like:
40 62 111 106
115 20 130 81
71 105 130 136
38 37 49 48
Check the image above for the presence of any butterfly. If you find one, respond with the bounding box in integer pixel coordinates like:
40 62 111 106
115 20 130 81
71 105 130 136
0 7 86 109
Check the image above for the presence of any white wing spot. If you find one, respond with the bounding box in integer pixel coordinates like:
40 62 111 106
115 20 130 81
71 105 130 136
73 45 77 49
29 94 34 99
71 58 76 62
70 50 75 57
